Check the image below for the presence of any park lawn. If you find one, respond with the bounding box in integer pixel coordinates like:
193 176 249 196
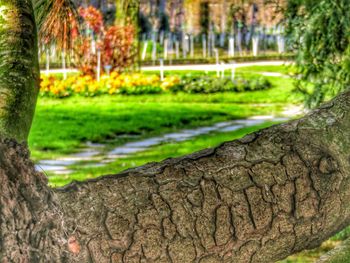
48 63 295 79
280 240 342 263
30 69 300 160
29 95 286 161
237 64 297 75
43 72 78 79
280 225 350 262
140 65 302 104
142 69 268 79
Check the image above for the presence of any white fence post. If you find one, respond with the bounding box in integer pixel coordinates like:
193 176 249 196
160 59 164 81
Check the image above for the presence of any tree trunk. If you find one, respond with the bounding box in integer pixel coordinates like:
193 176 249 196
0 140 69 262
0 0 40 142
115 0 127 26
2 1 350 262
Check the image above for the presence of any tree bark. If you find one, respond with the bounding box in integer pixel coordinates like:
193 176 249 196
0 0 39 142
51 91 350 262
0 139 69 262
2 90 350 262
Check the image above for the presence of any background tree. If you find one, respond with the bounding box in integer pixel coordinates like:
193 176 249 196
114 0 139 70
115 0 138 27
285 0 350 107
34 0 78 52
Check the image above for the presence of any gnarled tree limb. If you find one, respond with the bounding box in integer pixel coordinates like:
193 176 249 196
52 91 350 262
1 93 350 263
0 90 350 263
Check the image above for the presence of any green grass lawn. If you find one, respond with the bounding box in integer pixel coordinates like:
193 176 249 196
31 64 299 166
143 64 296 76
29 95 286 161
238 64 297 75
141 67 301 104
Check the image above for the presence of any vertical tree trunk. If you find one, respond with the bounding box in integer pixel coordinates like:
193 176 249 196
115 0 127 26
0 2 71 262
0 0 40 142
159 0 166 14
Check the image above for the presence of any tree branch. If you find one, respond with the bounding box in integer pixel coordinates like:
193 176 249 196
53 91 350 262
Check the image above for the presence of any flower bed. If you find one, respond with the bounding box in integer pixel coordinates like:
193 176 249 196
40 73 272 98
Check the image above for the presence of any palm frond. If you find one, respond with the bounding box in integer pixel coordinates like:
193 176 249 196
34 0 79 51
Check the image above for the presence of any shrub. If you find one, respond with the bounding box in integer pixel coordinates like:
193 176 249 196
39 73 272 98
78 6 103 34
102 25 136 72
40 73 163 98
117 86 163 95
73 6 137 77
169 76 272 94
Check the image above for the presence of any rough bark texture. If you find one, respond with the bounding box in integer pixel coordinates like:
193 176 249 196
0 0 40 142
0 140 69 262
52 91 350 263
0 90 348 262
1 93 350 262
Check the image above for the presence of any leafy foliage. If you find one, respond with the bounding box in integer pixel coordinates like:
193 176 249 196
115 0 139 26
73 6 136 76
102 25 136 71
78 6 103 34
171 76 272 94
286 0 350 107
34 0 78 50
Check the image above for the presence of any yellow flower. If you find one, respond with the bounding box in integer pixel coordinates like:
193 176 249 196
161 76 180 90
40 72 174 97
88 82 99 93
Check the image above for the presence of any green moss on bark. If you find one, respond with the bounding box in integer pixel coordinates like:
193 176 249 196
0 0 39 142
